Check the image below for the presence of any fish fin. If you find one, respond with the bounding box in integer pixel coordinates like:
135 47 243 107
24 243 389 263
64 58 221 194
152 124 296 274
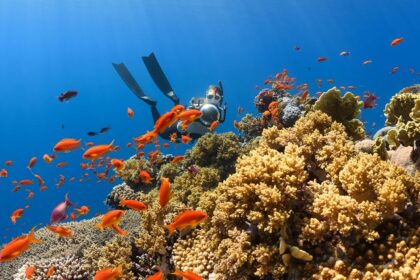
28 227 42 244
112 225 128 235
165 224 175 236
108 139 115 150
65 193 73 206
96 223 104 230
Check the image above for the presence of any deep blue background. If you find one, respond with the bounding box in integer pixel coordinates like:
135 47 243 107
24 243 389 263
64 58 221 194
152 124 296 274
0 0 419 240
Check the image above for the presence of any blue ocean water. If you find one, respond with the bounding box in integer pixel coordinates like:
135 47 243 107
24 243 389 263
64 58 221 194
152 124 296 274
0 0 418 240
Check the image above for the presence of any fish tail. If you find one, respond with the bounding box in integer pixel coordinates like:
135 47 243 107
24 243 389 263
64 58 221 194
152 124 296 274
112 225 128 235
109 139 115 149
28 227 42 244
165 224 175 236
11 216 16 224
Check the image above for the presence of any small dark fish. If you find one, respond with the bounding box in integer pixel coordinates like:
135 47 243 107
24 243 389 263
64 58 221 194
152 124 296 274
294 45 301 51
99 126 111 134
61 123 64 129
58 90 78 102
87 132 97 136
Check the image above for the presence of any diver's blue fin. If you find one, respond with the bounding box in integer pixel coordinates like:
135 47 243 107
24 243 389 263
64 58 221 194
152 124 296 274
112 63 157 106
142 53 179 105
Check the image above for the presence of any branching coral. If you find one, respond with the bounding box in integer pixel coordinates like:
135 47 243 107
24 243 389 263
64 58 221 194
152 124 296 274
313 87 365 140
83 236 135 280
172 228 218 279
14 254 90 280
261 110 356 183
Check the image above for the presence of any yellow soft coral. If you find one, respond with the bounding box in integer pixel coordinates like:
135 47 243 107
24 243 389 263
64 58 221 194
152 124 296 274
261 111 356 183
339 153 413 217
213 144 307 235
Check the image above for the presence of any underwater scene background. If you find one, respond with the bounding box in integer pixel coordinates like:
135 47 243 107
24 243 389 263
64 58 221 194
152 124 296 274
0 0 419 279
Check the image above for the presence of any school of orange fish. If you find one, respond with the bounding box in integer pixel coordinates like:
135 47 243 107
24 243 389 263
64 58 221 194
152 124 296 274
0 37 414 280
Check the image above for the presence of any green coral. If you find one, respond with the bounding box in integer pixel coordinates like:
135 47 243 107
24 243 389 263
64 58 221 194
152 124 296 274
372 136 388 160
184 132 241 179
384 86 420 147
313 87 365 140
384 90 420 125
172 167 221 209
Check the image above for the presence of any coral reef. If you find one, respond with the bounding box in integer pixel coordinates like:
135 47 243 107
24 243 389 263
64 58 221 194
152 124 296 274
183 132 241 180
2 84 419 280
13 254 90 280
313 87 365 140
83 236 135 280
384 85 420 147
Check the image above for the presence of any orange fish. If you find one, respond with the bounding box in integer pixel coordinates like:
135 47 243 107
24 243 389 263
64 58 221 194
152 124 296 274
134 131 158 145
301 90 309 103
86 142 95 147
0 227 41 262
53 138 81 153
82 140 115 161
177 109 203 123
316 57 328 62
27 157 37 169
4 160 13 166
40 185 48 191
10 209 24 224
209 120 219 131
233 120 240 130
69 176 76 182
56 161 68 168
159 178 171 208
181 135 192 144
56 175 65 188
20 179 34 186
26 191 34 200
70 212 76 221
0 168 7 177
119 199 147 212
43 154 53 164
165 210 208 236
96 210 127 235
172 269 203 280
127 107 134 118
33 174 44 186
76 205 90 216
170 132 178 143
46 225 73 237
25 266 36 279
80 163 88 170
12 185 21 192
139 170 152 184
390 66 399 74
94 265 123 280
46 265 55 277
162 143 170 148
171 155 184 164
154 111 179 134
146 271 164 280
391 37 403 46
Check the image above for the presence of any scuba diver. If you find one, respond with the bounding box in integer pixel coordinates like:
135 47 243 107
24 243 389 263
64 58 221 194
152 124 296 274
112 53 226 141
